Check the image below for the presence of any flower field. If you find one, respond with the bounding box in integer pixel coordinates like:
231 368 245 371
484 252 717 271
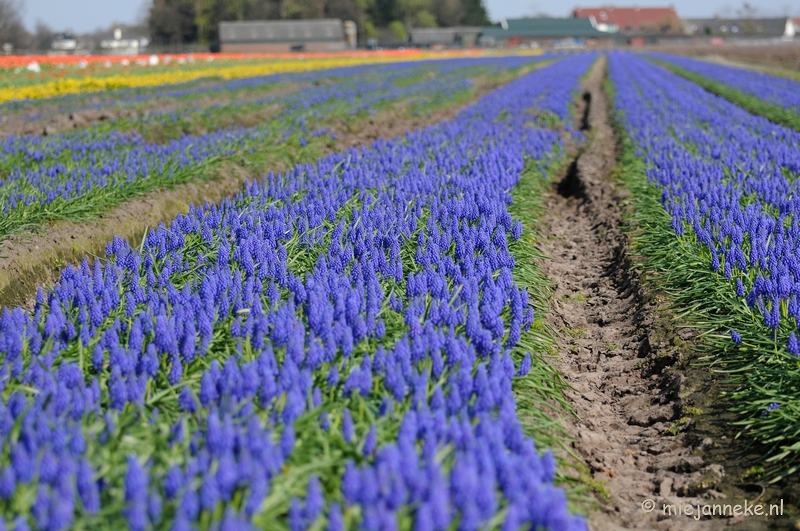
4 45 800 530
646 53 800 132
0 51 595 531
647 53 800 112
609 53 800 477
0 55 547 241
0 50 542 105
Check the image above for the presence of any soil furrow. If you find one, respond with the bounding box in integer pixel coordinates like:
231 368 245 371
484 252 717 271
541 57 784 530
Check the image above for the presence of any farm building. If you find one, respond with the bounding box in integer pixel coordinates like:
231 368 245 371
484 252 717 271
50 33 89 54
100 28 149 55
219 19 347 53
478 18 614 47
410 27 482 47
683 17 797 40
572 6 682 35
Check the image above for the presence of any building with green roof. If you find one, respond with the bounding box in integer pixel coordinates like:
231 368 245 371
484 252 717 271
479 17 615 47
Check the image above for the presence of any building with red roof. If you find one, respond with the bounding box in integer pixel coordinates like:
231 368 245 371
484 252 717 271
572 6 681 35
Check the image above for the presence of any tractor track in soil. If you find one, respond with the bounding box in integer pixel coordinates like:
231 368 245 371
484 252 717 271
541 57 795 530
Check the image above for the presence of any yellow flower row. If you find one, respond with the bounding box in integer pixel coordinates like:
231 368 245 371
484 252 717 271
0 51 539 104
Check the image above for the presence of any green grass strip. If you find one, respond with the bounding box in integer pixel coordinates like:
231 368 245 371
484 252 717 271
507 148 604 511
508 153 573 442
605 77 800 482
649 58 800 132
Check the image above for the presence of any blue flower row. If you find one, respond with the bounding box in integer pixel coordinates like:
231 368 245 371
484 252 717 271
646 53 800 112
609 53 800 429
0 54 592 530
0 56 550 239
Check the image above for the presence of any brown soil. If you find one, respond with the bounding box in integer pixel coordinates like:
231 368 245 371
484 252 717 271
0 70 531 309
0 164 251 308
541 57 798 530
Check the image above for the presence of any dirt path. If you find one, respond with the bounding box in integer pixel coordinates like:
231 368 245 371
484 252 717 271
539 57 791 531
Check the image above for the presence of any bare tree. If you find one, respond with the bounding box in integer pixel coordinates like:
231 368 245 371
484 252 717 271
0 0 30 50
29 21 54 51
736 2 758 19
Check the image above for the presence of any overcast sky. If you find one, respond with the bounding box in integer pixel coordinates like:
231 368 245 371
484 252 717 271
21 0 800 33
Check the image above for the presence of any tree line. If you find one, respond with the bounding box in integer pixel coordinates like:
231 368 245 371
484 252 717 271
148 0 491 46
0 0 490 51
